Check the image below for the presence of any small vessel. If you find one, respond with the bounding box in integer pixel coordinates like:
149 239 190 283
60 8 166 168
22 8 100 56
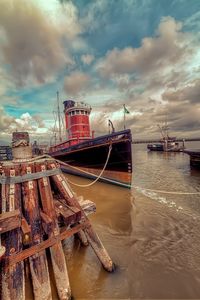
49 98 133 188
147 143 164 151
147 138 184 152
147 124 185 152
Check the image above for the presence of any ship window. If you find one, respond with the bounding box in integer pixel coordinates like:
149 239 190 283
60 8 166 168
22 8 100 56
72 111 75 115
81 110 84 114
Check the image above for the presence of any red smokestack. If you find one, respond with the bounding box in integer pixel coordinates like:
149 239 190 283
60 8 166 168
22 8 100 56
63 100 92 142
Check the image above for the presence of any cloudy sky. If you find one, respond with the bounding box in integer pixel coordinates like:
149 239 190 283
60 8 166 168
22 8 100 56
0 0 200 143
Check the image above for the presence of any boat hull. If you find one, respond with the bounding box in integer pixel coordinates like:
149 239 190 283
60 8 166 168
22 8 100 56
49 129 132 188
184 149 200 168
147 144 164 151
147 143 184 152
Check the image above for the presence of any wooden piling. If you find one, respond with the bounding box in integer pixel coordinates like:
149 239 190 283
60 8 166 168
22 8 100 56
1 165 25 300
21 162 52 300
76 230 89 246
0 153 115 300
35 161 71 300
47 161 115 272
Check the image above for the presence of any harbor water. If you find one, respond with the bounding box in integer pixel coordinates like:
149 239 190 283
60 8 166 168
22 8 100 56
28 142 200 299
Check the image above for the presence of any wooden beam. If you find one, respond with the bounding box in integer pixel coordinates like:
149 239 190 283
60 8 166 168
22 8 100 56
0 245 6 259
40 211 53 235
21 162 51 300
78 199 96 216
48 162 115 272
54 199 81 226
0 209 21 234
21 217 31 235
21 217 31 245
1 165 25 300
35 161 72 300
8 221 89 266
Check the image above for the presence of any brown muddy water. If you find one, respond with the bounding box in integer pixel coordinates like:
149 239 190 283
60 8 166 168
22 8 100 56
27 142 200 299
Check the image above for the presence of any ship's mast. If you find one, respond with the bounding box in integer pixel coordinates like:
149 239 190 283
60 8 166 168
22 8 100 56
57 91 62 143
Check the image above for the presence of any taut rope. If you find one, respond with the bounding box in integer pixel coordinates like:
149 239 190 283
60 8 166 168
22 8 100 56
59 143 112 187
8 149 200 195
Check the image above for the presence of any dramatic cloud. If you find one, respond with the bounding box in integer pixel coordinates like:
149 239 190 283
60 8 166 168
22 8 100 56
0 1 200 141
0 0 79 86
0 107 15 132
0 108 46 139
162 79 200 104
97 17 193 77
14 112 45 131
87 14 200 139
63 71 90 96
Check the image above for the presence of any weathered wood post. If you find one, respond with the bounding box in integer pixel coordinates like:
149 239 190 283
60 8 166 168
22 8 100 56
21 162 52 300
35 161 71 300
47 161 115 272
1 165 25 300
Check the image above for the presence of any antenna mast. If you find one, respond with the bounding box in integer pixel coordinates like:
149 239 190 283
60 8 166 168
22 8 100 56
57 91 62 143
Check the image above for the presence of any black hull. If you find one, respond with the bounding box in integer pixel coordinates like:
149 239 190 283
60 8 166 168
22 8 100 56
147 143 184 152
147 144 164 151
49 129 132 188
184 149 200 169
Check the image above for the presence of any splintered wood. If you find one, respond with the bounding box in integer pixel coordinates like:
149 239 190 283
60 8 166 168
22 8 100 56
0 158 114 300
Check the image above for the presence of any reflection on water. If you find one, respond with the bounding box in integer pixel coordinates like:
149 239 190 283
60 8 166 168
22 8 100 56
27 142 200 299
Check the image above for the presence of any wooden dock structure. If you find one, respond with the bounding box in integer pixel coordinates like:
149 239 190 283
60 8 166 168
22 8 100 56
0 141 114 299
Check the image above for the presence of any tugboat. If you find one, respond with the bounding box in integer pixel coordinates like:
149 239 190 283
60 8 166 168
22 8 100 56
49 97 132 188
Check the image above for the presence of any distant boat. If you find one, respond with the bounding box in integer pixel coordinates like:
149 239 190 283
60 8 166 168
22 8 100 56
49 98 132 188
147 124 185 152
147 143 164 151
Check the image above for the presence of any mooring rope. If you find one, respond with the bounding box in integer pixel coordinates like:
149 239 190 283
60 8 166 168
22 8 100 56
55 161 200 195
50 152 200 194
7 150 200 195
133 186 200 195
59 143 113 187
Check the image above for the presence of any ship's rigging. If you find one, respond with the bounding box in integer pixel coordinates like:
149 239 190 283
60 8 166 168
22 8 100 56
51 91 65 146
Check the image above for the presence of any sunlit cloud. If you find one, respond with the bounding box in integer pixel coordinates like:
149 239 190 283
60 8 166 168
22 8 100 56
0 0 200 142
